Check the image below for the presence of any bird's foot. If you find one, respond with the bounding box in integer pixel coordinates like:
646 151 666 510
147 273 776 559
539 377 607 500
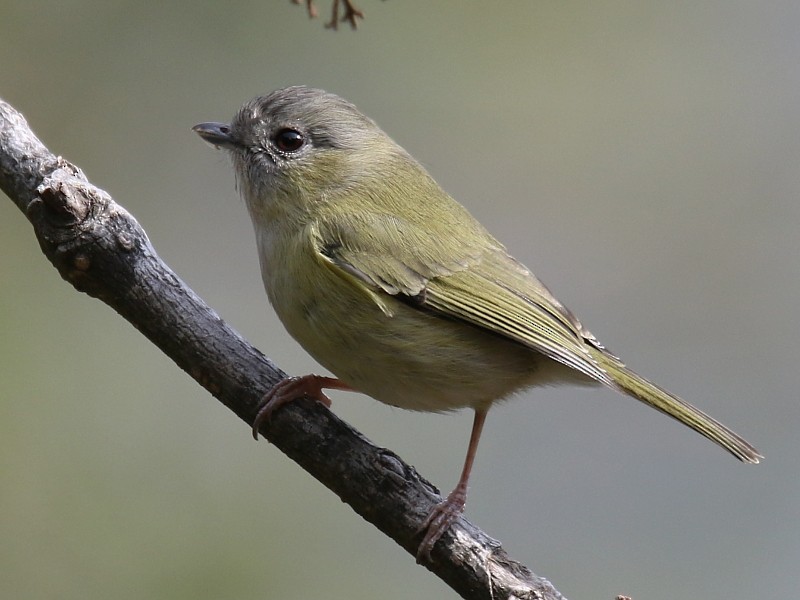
252 374 343 439
416 483 467 562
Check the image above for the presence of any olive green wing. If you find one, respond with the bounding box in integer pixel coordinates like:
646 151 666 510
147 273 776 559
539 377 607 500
313 212 613 386
421 250 614 385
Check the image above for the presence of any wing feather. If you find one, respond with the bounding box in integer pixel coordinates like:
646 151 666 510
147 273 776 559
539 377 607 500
313 211 613 386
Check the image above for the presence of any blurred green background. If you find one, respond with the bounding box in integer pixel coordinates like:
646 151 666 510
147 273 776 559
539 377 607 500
1 1 797 598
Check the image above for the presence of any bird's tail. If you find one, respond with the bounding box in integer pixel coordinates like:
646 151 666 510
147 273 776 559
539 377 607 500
590 349 762 463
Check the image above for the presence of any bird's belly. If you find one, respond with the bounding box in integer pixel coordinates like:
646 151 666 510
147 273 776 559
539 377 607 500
271 271 583 412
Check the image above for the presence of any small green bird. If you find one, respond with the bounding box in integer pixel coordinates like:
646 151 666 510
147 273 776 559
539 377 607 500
194 86 761 560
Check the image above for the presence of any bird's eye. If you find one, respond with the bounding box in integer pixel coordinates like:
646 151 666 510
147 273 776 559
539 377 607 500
273 128 305 153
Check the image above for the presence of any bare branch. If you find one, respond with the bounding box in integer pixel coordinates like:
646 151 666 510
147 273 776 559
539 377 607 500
294 0 365 30
293 0 318 19
0 99 567 600
327 0 365 30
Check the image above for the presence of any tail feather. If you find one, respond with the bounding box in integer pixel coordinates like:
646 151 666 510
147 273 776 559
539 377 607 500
590 349 762 463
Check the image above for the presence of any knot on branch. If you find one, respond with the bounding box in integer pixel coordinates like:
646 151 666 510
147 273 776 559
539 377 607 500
28 168 147 297
32 164 91 225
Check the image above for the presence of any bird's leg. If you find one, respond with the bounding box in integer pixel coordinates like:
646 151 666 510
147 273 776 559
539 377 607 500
252 374 352 439
416 408 488 562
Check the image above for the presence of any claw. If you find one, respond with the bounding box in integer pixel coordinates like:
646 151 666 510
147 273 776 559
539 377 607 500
416 484 467 562
251 374 348 440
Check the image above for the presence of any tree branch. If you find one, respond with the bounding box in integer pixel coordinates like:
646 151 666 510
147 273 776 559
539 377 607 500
293 0 366 30
0 98 567 600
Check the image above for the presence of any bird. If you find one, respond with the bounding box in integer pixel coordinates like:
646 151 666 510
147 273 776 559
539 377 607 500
193 86 761 561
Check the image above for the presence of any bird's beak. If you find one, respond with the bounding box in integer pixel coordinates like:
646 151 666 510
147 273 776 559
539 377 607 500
193 122 237 150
